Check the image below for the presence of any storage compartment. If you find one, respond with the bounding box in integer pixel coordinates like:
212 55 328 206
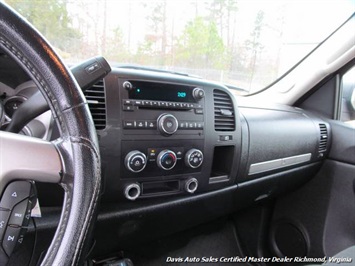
209 146 235 183
141 180 180 196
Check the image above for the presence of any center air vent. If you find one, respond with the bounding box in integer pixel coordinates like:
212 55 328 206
84 80 106 130
213 89 235 131
318 123 328 153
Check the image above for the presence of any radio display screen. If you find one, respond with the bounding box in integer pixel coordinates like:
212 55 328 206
128 81 195 103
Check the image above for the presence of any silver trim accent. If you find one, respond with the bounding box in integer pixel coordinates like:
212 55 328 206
249 153 312 175
185 148 203 168
124 183 141 201
125 150 147 173
185 178 198 194
0 131 62 194
157 150 177 170
157 113 178 136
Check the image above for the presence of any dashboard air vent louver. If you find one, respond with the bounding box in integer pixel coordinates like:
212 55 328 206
318 123 328 153
213 89 235 131
84 80 106 130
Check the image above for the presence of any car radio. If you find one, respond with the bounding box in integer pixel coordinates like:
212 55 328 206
120 80 205 136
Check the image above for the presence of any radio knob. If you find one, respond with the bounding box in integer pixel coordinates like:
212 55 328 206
185 149 204 168
123 81 133 91
192 87 205 101
157 150 177 170
125 150 147 173
157 113 178 136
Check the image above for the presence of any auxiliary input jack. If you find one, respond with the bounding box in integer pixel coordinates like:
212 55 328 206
185 178 198 194
124 183 141 201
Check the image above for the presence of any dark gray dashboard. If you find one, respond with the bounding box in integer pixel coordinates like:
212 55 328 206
90 68 330 205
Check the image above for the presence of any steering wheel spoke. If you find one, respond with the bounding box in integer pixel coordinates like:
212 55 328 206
0 131 62 195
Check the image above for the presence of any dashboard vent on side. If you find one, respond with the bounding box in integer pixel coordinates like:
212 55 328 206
213 89 235 131
84 80 106 130
318 123 328 153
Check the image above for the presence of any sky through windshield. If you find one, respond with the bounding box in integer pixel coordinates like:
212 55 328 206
6 0 355 93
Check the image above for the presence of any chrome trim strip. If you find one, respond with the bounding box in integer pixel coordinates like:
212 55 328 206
249 153 312 175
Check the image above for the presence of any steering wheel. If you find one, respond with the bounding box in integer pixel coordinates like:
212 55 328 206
0 3 101 265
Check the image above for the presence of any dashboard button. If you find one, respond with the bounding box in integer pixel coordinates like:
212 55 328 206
136 121 145 128
185 149 204 168
147 121 156 128
0 182 31 211
220 135 232 141
157 150 177 170
196 122 204 129
123 105 134 111
195 108 203 114
125 151 147 173
179 122 187 129
134 100 143 106
188 122 195 129
123 121 135 128
123 99 133 105
157 114 178 136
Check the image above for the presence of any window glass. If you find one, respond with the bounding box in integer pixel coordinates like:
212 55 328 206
340 66 355 126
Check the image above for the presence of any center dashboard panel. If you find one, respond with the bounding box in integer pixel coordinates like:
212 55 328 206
99 69 241 202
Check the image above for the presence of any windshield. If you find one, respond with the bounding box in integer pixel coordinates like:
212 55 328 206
6 0 354 94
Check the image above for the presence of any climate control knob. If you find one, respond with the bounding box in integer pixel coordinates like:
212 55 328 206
157 150 177 170
185 149 203 168
125 150 147 173
157 113 178 136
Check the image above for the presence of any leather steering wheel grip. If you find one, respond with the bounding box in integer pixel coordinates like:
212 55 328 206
0 3 101 266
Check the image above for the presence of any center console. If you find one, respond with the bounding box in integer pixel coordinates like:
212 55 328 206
119 79 207 200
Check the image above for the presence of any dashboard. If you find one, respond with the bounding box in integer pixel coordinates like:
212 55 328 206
48 66 331 210
0 59 332 259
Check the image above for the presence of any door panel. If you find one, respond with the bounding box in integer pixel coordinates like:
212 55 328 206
268 119 355 258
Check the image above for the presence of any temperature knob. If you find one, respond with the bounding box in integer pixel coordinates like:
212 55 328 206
125 150 147 173
157 150 177 170
192 87 205 101
185 149 203 168
157 113 178 136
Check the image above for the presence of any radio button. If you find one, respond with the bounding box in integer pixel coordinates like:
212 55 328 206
147 121 156 128
157 114 178 136
123 99 133 105
179 122 187 129
188 122 195 129
123 121 135 128
134 100 143 106
123 105 134 111
193 88 205 101
196 122 204 129
136 121 146 128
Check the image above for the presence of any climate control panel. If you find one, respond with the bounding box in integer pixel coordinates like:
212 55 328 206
124 147 204 174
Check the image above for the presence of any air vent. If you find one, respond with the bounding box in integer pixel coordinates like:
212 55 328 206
84 80 106 130
318 123 328 153
213 89 235 131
